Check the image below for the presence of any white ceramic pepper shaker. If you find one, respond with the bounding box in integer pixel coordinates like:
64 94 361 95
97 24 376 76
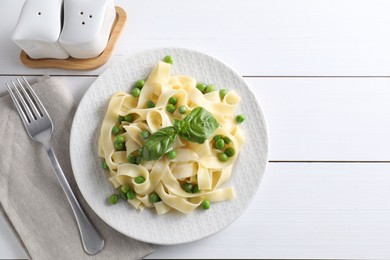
59 0 116 59
12 0 69 59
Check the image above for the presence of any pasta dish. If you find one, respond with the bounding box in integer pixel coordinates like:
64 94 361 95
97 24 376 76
98 56 245 214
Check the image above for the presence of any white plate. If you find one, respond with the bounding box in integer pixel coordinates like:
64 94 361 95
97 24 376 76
70 48 268 245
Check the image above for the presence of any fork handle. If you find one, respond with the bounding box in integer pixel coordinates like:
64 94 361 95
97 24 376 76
46 146 105 255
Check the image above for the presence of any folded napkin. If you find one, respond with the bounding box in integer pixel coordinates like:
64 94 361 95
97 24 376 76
0 77 155 260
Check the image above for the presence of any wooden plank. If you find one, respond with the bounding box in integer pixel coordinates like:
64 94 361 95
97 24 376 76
0 215 27 259
0 76 95 104
146 163 390 259
2 0 390 76
2 76 390 161
1 163 390 259
249 77 390 161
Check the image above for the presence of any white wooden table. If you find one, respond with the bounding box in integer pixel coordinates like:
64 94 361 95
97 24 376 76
1 0 390 259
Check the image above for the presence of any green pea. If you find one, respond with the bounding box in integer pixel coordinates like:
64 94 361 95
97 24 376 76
178 106 187 114
219 89 228 99
223 136 231 144
202 199 210 210
124 114 133 122
196 83 206 93
218 153 228 162
120 184 130 193
167 149 177 159
127 154 137 164
118 115 125 123
149 192 160 203
215 138 225 150
115 135 125 143
166 104 176 113
140 130 150 139
205 84 215 93
193 184 200 193
108 194 119 205
235 114 245 124
134 176 145 184
102 160 109 170
182 182 193 193
126 189 136 200
114 141 125 151
168 96 177 105
138 148 143 156
146 100 155 108
111 126 121 135
213 135 223 142
135 79 145 89
225 147 235 157
131 87 141 97
163 55 173 64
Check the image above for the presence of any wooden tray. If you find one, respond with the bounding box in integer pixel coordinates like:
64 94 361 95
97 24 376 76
20 6 126 70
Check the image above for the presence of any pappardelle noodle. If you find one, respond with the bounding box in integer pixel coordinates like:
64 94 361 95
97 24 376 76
99 56 246 215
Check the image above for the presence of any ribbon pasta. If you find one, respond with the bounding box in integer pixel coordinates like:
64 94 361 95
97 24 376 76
99 60 245 214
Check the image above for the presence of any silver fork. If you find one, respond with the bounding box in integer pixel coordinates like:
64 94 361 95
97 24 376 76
6 77 104 255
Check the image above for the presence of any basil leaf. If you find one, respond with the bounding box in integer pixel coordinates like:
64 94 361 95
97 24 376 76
178 107 220 144
141 126 178 161
173 119 183 132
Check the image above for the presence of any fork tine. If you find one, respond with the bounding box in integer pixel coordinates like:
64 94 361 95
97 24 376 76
16 78 42 118
11 81 34 121
6 83 30 124
22 76 50 118
10 81 35 122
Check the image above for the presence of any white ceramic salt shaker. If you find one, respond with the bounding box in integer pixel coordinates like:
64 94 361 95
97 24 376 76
12 0 69 59
59 0 116 59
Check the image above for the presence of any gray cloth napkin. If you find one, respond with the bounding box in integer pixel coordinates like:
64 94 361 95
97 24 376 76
0 77 155 260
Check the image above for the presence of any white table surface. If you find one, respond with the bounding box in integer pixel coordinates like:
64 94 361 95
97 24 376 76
1 0 390 259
